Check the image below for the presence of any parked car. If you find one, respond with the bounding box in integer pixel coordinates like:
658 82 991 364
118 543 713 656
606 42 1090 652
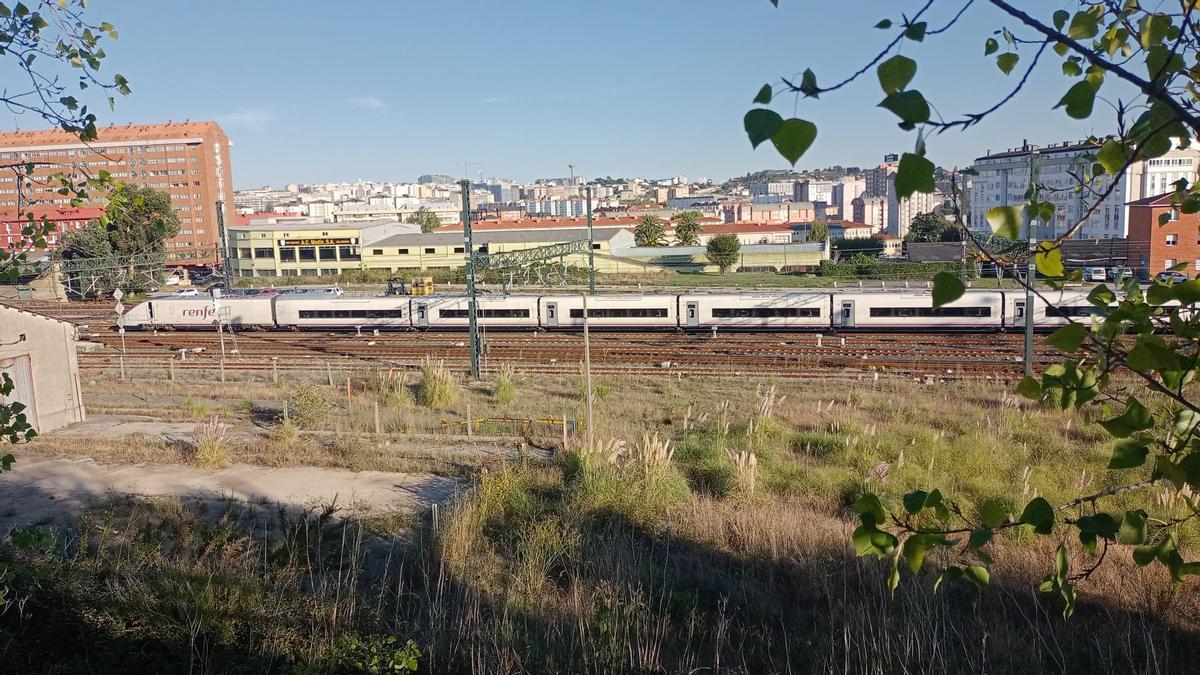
322 286 344 297
172 287 199 297
1084 266 1107 282
1107 267 1134 283
1155 271 1189 284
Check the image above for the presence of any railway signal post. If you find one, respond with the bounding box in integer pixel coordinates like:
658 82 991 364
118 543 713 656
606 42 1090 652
586 185 596 295
460 179 482 379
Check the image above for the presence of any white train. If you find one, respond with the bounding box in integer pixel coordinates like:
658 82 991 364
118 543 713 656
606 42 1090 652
118 288 1108 332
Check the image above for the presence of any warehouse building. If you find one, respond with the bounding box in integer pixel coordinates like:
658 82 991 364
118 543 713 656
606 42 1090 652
363 228 637 272
226 219 417 277
0 304 86 433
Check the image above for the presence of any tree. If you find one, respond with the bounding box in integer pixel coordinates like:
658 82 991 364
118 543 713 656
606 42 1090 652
105 184 181 259
406 206 441 233
634 215 666 247
746 1 1200 611
809 221 830 242
0 2 126 456
904 212 960 243
705 233 741 273
673 210 704 246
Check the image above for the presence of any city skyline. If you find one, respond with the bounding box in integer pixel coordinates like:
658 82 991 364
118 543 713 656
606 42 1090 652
3 1 1122 187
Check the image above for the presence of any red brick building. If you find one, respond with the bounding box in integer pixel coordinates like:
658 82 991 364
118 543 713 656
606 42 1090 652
1127 193 1200 277
0 122 235 264
0 205 105 253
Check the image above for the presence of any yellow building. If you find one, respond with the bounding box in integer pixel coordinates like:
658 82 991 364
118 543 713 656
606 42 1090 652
226 220 413 277
363 228 638 272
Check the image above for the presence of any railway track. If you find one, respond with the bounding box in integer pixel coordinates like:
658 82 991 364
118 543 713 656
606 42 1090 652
75 328 1047 381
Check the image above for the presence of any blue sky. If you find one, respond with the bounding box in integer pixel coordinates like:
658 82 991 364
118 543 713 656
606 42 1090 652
6 1 1121 187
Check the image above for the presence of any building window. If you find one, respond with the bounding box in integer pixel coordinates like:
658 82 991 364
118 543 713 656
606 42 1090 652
339 246 360 261
279 248 297 262
1169 207 1180 222
372 249 383 255
318 246 337 260
424 248 435 254
253 248 273 259
299 247 317 261
1165 258 1177 269
1167 234 1179 246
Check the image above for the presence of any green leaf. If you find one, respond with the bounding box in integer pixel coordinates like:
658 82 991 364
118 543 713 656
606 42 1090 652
969 527 993 550
854 492 885 526
1118 510 1148 545
902 489 928 515
1108 438 1149 469
1019 497 1054 534
964 565 990 589
1173 279 1200 305
1052 10 1069 30
1139 13 1171 50
986 205 1022 240
770 118 817 166
1087 284 1115 307
984 37 999 56
753 84 772 104
1096 139 1127 175
888 552 901 595
1062 60 1082 77
978 500 1009 528
1067 11 1099 40
903 21 926 41
852 524 898 558
931 271 965 308
1146 282 1174 305
744 109 783 149
996 52 1019 75
798 69 819 97
1055 81 1097 119
875 19 892 29
903 533 935 573
877 55 917 95
894 152 935 198
1035 244 1064 278
1015 376 1041 400
879 90 930 128
1046 323 1087 352
1100 398 1153 438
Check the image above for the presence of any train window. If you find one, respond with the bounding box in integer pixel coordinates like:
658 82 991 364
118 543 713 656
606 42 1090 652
868 306 992 318
424 248 436 254
568 308 669 318
453 247 465 253
439 309 531 318
711 307 820 318
298 309 404 319
398 248 410 255
1046 305 1103 318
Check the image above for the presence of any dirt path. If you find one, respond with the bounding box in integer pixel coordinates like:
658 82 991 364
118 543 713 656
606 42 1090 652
0 454 459 531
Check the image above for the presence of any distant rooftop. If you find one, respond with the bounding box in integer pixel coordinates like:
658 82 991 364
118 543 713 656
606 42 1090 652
0 121 226 148
371 227 631 247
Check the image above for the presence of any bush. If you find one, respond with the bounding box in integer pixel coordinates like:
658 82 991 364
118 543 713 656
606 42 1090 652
820 254 977 280
417 359 459 409
287 383 333 427
333 636 421 673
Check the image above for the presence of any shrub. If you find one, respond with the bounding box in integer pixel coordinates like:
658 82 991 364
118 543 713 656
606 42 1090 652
333 636 421 674
493 366 518 406
287 383 333 427
189 417 230 468
417 358 458 409
368 369 413 407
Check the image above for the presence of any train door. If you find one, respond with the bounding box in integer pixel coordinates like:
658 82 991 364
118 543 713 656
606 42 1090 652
545 302 558 327
685 301 699 328
1013 299 1026 328
416 302 429 328
839 300 855 328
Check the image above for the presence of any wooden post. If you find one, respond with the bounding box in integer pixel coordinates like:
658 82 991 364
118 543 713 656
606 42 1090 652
168 358 175 382
374 402 381 436
220 359 226 383
119 356 126 381
346 375 352 407
466 404 473 440
283 400 289 423
326 362 333 387
272 358 279 385
431 503 439 531
562 414 568 450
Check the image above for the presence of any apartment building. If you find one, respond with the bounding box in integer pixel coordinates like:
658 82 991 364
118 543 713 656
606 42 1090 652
0 205 105 253
0 121 235 264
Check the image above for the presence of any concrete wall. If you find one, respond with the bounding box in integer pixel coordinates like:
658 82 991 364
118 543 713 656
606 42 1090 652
0 305 85 433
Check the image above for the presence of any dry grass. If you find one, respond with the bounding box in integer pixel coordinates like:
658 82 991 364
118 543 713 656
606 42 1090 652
188 416 230 468
417 358 459 409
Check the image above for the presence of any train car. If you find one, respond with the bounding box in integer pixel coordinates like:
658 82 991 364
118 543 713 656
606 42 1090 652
123 296 276 329
412 294 540 329
539 294 678 329
274 295 412 330
678 292 831 330
1003 289 1100 329
832 290 1005 331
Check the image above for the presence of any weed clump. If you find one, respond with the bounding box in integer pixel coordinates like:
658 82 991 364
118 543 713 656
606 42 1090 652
417 358 459 409
189 416 230 468
493 366 518 406
287 383 333 427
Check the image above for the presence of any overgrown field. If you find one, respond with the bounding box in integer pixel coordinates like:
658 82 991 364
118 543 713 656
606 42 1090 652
3 373 1198 673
